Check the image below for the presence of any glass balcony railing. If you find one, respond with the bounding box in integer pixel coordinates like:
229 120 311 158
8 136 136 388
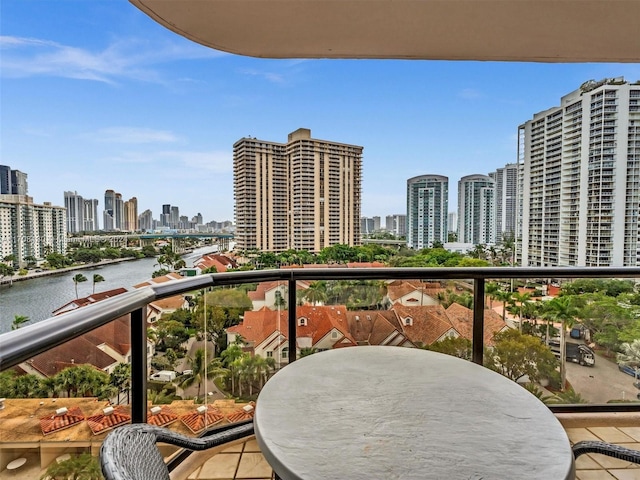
2 266 640 475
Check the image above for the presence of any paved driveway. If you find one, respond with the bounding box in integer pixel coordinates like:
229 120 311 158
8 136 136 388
566 353 639 403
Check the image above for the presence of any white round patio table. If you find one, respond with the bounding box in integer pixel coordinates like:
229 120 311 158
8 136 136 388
255 346 575 480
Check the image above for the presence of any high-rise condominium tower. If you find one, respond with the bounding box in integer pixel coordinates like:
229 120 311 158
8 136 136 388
233 128 363 252
0 195 66 266
406 175 448 249
64 191 85 233
1 165 28 195
458 174 496 245
104 190 116 231
84 199 99 231
520 78 640 267
489 163 519 243
124 197 138 232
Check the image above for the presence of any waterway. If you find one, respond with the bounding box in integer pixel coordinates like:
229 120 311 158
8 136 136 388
0 248 216 334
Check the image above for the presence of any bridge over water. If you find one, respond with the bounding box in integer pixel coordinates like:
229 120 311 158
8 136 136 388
67 233 234 252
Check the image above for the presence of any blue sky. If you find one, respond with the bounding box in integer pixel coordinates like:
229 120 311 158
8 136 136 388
2 1 639 225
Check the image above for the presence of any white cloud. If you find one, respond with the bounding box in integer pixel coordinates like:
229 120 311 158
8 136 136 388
239 68 286 84
109 149 232 174
88 127 181 144
458 88 483 100
0 35 224 84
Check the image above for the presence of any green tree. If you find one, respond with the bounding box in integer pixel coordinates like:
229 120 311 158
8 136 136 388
494 290 513 323
23 255 38 268
542 296 580 390
423 336 472 360
302 281 328 305
485 282 500 310
300 347 318 357
547 388 588 405
617 339 640 382
92 274 105 294
40 452 103 480
509 291 532 333
72 273 88 298
179 349 228 399
485 329 558 384
109 363 131 405
11 314 30 330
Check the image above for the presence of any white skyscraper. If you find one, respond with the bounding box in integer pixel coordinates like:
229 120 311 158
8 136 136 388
458 174 496 245
520 78 640 267
64 191 84 233
489 163 519 243
406 175 448 249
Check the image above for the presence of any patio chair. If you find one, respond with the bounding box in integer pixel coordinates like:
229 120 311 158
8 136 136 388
100 420 254 480
573 441 640 464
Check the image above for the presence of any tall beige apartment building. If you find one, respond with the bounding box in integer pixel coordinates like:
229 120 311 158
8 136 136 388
234 128 363 252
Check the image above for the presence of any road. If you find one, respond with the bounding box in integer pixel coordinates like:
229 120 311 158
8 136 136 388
566 353 639 403
174 337 226 401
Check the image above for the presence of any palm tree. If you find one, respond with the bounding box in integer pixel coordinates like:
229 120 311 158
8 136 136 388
544 296 580 390
510 291 532 332
179 349 228 400
110 363 131 404
72 273 88 298
302 281 328 305
40 453 103 480
11 314 29 330
92 273 105 294
617 339 640 383
494 290 513 323
485 282 500 309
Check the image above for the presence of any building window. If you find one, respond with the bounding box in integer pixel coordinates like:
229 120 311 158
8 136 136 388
331 330 338 339
266 351 273 358
405 317 413 326
298 317 307 327
281 348 289 359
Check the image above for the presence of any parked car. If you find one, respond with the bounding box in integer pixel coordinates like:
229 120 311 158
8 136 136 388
618 364 638 378
633 381 640 390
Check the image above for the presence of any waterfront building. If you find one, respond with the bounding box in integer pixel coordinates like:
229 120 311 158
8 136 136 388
114 192 124 230
0 194 67 266
406 175 448 249
83 198 99 231
519 78 640 267
233 128 363 252
64 191 85 233
124 197 138 232
489 163 519 243
457 174 496 245
104 189 116 231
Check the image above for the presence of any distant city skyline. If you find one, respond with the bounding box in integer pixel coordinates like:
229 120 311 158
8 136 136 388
2 1 639 223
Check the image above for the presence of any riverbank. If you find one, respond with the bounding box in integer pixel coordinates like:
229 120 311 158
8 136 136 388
0 257 141 285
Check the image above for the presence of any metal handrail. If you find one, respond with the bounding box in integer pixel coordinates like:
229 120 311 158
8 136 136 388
2 266 640 419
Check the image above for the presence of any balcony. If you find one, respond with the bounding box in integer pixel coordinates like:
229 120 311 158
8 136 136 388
2 267 640 478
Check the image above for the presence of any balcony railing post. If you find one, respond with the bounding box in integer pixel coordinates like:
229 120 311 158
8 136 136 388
131 306 148 423
288 278 297 363
472 278 485 365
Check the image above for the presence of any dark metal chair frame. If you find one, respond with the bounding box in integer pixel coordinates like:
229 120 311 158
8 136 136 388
100 421 254 480
573 441 640 464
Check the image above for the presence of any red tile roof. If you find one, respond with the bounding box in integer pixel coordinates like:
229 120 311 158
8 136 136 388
180 405 225 433
147 406 178 427
86 406 131 435
52 288 128 315
445 303 508 346
386 281 445 303
40 406 85 436
346 310 411 346
391 304 458 346
228 305 356 349
133 272 184 288
195 254 238 272
225 402 256 423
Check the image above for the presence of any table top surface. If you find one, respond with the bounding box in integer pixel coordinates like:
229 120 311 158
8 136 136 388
254 346 575 480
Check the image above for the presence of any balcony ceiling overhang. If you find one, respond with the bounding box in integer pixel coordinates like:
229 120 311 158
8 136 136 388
130 0 640 62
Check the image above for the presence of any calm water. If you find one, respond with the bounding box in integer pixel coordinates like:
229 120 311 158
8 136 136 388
0 248 214 333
